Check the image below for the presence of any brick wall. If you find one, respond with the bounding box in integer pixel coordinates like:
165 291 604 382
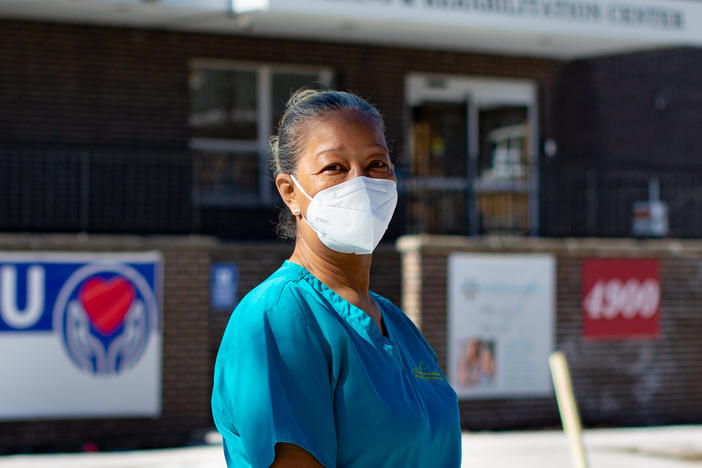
398 235 702 430
0 234 402 453
540 47 702 239
2 228 699 446
555 47 702 168
0 234 214 452
0 18 560 239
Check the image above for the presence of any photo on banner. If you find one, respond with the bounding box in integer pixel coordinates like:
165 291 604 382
447 253 555 399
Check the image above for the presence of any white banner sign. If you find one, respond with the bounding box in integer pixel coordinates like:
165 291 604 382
0 252 162 420
239 0 700 37
448 253 554 399
228 0 702 58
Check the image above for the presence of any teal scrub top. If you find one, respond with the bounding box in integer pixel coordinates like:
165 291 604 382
212 261 461 468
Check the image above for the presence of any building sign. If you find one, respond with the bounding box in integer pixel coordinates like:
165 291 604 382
296 0 685 29
448 253 555 399
228 0 702 58
0 252 162 420
210 262 238 310
236 0 698 34
582 258 660 340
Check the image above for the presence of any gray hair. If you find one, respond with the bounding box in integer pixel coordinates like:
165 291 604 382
269 88 386 240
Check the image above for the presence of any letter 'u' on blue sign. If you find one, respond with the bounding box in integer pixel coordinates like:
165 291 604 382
211 262 238 311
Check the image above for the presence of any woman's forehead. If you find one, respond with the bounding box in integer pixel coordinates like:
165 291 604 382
301 109 386 148
316 108 381 131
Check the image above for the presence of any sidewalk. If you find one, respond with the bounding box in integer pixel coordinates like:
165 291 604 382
0 425 700 467
462 425 702 468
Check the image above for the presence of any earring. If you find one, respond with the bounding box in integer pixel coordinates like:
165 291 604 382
292 208 300 215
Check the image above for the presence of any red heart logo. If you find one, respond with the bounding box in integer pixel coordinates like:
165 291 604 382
79 276 135 335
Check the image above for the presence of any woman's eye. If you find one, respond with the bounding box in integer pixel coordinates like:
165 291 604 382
370 161 390 170
323 164 344 172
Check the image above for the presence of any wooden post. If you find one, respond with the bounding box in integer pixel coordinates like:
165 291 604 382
549 351 589 468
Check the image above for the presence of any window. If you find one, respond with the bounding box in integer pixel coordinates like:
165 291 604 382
189 62 332 206
405 74 537 235
478 106 529 182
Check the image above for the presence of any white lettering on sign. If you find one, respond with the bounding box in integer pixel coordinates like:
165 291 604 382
0 266 45 328
312 0 686 31
422 0 603 22
608 4 684 29
583 278 660 320
421 0 684 29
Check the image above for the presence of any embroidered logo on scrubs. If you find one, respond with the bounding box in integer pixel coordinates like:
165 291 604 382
412 361 444 381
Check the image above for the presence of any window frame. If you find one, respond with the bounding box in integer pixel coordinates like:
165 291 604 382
189 60 333 206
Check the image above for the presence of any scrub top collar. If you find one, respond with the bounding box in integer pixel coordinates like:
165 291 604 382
283 260 394 346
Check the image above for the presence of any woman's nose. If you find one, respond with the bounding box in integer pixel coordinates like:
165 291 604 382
349 166 372 178
348 166 363 178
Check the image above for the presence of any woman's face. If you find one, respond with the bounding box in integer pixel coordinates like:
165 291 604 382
283 108 396 216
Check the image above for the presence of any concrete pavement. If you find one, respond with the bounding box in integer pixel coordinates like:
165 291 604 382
462 425 702 468
0 425 700 467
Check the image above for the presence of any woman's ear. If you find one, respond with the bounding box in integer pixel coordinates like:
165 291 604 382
275 174 299 215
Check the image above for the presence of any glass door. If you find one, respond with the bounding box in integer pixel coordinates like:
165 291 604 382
407 101 469 234
473 105 531 234
405 74 537 236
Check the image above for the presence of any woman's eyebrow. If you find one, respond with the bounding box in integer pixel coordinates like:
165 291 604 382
315 145 344 157
314 143 389 158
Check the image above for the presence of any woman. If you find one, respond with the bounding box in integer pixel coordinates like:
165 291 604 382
212 89 461 468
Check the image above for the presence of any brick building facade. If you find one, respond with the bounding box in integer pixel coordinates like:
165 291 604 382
3 17 702 239
2 233 700 451
398 236 702 430
0 234 401 452
0 18 561 238
1 0 702 453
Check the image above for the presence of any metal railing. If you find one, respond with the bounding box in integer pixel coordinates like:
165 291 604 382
540 164 702 238
2 145 702 239
0 144 193 234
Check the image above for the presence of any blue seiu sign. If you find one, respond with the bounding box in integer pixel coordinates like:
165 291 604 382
210 262 238 311
0 260 158 333
0 252 162 420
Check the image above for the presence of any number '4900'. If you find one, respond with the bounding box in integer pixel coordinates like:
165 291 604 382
583 279 660 319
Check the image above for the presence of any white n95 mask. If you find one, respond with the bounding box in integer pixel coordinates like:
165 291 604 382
290 175 398 254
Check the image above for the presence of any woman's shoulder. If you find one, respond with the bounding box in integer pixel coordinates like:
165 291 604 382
225 261 318 335
215 261 334 366
242 261 308 302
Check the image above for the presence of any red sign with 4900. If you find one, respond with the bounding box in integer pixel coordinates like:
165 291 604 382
582 258 660 340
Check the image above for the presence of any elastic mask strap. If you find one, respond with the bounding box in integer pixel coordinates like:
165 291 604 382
290 174 313 201
289 175 313 229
